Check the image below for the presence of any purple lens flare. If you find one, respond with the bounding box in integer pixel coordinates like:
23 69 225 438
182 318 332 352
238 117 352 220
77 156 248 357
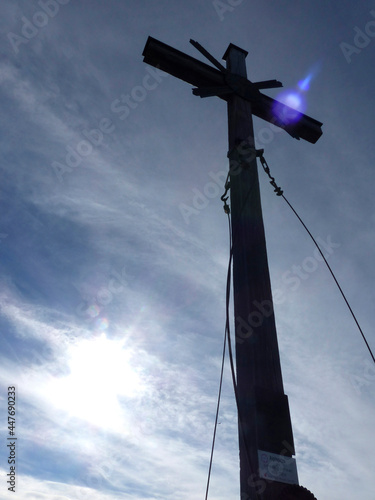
272 63 321 125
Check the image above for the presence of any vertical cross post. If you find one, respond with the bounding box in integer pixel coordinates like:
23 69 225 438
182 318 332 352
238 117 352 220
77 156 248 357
225 44 295 500
142 36 321 500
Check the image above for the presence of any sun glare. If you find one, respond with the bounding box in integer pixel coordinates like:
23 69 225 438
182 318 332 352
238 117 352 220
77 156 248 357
272 62 321 125
48 334 142 429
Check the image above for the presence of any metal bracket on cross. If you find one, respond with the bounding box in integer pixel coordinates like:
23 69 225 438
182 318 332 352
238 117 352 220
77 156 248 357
227 142 257 171
190 39 283 101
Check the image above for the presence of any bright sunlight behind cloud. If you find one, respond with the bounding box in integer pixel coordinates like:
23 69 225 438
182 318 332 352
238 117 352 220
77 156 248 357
46 334 143 429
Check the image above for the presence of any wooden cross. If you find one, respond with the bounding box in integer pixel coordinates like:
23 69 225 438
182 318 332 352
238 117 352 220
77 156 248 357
143 36 321 500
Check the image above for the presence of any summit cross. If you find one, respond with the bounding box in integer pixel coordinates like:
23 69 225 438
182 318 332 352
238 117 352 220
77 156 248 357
143 36 322 500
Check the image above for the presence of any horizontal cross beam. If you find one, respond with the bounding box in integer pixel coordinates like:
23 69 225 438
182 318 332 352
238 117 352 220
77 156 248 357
142 37 323 144
143 36 224 91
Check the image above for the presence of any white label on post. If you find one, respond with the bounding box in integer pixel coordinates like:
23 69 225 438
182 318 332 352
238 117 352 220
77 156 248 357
258 450 299 485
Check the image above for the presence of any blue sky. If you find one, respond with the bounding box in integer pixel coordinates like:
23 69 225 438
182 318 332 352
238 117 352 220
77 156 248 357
1 1 375 499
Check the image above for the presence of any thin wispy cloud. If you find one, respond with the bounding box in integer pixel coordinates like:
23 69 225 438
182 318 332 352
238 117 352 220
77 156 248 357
1 1 374 499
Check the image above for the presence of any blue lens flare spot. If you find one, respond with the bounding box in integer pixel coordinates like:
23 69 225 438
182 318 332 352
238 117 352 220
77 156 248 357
272 61 321 125
298 74 312 92
88 304 101 318
282 92 304 110
272 90 306 124
298 61 322 92
96 317 109 331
